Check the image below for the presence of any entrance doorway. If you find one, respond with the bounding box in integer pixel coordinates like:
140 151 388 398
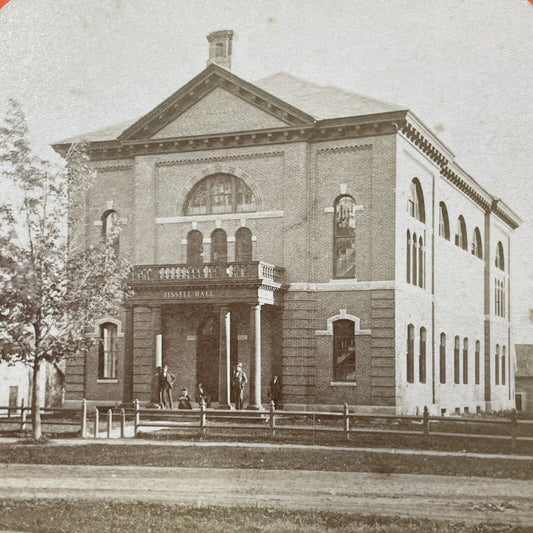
196 316 219 402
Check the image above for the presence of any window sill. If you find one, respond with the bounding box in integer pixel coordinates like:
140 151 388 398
330 381 357 387
97 379 119 384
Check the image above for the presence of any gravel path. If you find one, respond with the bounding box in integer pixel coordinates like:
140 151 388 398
1 464 532 526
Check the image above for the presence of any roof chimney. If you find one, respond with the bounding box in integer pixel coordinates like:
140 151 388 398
206 30 234 70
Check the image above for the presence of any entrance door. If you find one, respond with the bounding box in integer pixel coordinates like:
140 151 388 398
196 317 219 402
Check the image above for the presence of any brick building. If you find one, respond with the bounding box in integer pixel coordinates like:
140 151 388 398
54 31 521 414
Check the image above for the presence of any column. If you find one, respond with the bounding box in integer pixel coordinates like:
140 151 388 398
218 306 232 408
151 306 162 404
248 304 263 409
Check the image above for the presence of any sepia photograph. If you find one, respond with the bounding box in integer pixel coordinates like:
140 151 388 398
0 0 532 531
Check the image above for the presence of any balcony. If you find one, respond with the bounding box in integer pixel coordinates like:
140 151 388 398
132 261 285 287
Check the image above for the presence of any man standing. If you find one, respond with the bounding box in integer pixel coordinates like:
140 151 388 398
232 362 248 410
159 364 175 409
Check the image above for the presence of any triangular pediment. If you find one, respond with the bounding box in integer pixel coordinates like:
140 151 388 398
118 64 314 141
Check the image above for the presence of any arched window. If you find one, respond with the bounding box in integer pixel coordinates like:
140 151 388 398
333 196 356 279
495 241 505 271
99 323 117 379
439 202 450 240
439 333 446 384
475 340 480 385
184 174 256 215
406 230 411 283
495 344 500 385
455 216 467 250
187 230 203 264
102 210 119 254
407 178 425 223
419 327 426 383
471 228 483 258
418 236 424 288
412 233 418 286
454 336 460 384
211 229 228 264
502 346 506 386
462 338 469 384
407 324 414 383
235 227 252 263
333 319 355 381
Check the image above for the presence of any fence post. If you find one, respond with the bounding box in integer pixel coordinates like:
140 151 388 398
343 403 350 441
20 398 26 432
120 409 126 439
510 409 517 452
80 398 87 438
94 408 99 439
423 405 429 441
134 399 140 437
269 400 276 438
200 399 206 436
107 409 113 439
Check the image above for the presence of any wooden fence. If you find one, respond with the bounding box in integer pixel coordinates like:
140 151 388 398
1 400 532 452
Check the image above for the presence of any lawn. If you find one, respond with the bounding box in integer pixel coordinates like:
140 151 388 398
0 500 526 533
0 442 532 479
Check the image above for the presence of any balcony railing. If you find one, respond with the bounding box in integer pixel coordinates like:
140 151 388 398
132 261 285 285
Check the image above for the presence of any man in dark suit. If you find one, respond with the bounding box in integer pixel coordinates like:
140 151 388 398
159 364 175 409
232 362 248 410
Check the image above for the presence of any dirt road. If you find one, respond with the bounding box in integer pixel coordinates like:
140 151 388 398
1 464 532 526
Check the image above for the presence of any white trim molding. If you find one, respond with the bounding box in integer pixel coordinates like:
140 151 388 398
315 310 371 336
156 210 284 225
289 280 395 292
330 381 357 387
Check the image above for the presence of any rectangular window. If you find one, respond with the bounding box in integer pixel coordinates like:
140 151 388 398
439 334 446 384
407 325 414 383
8 386 18 408
99 324 117 379
495 347 500 385
419 328 426 383
454 336 460 384
475 341 480 385
502 347 506 385
462 338 468 384
333 320 356 381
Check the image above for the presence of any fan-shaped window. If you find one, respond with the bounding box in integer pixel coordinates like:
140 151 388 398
495 241 505 271
333 319 356 381
439 202 450 240
99 323 117 379
235 227 252 263
407 178 425 223
333 195 356 279
184 174 256 215
187 230 203 264
471 228 483 258
455 216 467 250
211 229 227 264
102 210 119 254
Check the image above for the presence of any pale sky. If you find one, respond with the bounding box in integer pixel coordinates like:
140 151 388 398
0 0 532 340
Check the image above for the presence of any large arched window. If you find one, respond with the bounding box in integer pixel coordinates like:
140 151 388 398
211 229 228 263
235 227 252 263
438 202 450 240
419 327 426 383
187 230 203 264
333 195 356 279
333 319 356 381
99 323 117 379
102 210 119 255
439 333 446 384
184 174 257 215
407 178 425 223
471 227 483 258
407 324 414 383
495 241 505 271
455 216 467 250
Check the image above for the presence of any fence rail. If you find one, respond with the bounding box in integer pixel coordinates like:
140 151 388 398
1 400 532 452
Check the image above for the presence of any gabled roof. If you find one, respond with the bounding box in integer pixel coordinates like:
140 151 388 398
56 66 402 144
254 72 403 119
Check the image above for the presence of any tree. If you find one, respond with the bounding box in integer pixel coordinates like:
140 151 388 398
0 99 131 439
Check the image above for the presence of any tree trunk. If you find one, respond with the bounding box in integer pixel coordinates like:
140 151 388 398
31 359 42 440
